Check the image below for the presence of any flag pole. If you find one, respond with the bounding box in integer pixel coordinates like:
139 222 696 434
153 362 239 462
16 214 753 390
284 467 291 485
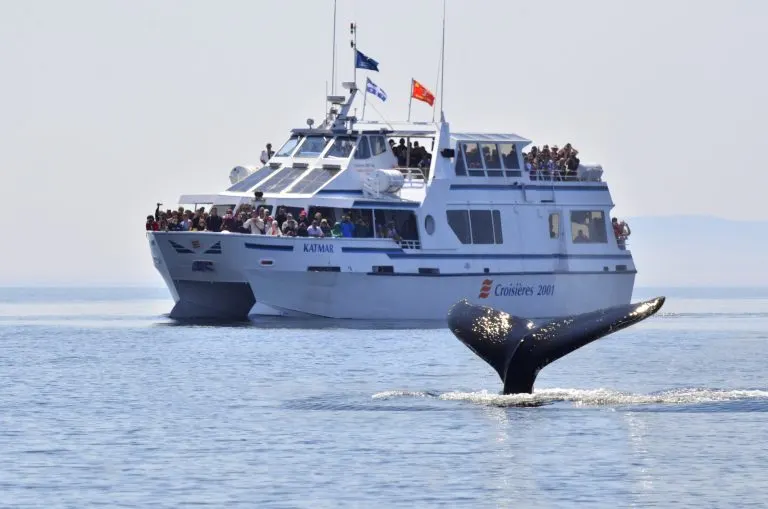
331 0 337 95
439 0 447 120
351 22 357 88
407 79 413 122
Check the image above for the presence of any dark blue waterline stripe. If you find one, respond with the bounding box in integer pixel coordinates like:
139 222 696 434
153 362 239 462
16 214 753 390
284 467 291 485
342 246 405 254
386 253 632 260
173 249 194 254
366 270 637 277
449 184 608 191
351 200 421 209
244 243 294 252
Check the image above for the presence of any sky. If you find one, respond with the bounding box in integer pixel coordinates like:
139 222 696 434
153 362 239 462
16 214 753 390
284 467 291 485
1 0 766 286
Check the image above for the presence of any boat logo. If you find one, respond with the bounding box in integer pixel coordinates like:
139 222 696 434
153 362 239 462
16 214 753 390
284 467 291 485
191 239 201 249
479 279 493 299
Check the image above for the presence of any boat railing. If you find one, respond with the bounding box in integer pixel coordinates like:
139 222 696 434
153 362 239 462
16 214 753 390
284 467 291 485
529 165 604 183
397 238 421 250
395 167 427 188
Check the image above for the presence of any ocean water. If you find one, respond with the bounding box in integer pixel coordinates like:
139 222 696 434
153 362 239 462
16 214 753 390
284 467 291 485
1 287 767 508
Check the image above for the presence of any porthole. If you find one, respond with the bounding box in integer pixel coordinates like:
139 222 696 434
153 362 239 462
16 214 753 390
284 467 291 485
424 214 435 235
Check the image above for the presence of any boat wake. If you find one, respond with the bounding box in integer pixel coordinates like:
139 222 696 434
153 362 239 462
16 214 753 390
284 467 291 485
372 388 768 409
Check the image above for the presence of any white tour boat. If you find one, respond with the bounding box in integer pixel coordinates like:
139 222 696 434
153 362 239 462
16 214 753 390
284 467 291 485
147 81 635 321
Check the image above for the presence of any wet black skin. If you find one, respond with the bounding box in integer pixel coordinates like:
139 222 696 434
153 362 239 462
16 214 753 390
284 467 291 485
447 297 666 394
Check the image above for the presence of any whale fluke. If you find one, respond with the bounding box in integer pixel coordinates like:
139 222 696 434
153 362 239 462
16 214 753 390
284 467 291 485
447 297 665 394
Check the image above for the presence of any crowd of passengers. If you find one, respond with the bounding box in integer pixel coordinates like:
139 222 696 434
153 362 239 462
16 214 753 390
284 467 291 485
522 143 581 179
145 204 402 240
389 138 431 168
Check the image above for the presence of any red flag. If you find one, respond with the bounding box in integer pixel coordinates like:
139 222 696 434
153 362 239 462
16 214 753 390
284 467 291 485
411 79 435 106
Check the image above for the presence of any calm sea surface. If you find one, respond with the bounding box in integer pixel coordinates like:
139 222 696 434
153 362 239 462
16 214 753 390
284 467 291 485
1 286 767 508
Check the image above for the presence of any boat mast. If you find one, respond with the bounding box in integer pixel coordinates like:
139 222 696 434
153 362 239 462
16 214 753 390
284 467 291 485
331 0 337 96
350 22 357 87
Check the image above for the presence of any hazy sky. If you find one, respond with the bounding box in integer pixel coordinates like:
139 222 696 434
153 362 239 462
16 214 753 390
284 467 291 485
1 0 766 286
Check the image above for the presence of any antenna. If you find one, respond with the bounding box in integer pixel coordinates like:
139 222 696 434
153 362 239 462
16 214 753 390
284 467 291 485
350 22 357 87
331 0 337 95
439 0 447 120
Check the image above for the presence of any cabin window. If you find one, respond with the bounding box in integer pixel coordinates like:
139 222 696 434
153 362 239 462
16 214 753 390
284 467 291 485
370 135 388 156
481 143 501 170
492 210 503 244
354 137 371 159
259 167 307 193
287 167 340 194
500 143 520 170
226 166 276 192
470 210 494 244
276 136 302 157
570 210 608 243
424 214 435 235
325 136 356 158
294 136 331 158
446 210 471 244
549 212 560 239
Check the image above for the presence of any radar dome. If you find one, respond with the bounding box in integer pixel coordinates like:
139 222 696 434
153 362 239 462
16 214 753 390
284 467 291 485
229 165 257 184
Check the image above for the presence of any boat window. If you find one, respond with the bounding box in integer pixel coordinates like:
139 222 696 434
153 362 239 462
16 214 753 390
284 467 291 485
370 135 388 156
454 144 467 176
354 137 371 159
294 136 331 158
325 136 357 159
492 210 503 244
462 142 484 176
276 136 302 157
258 167 308 194
226 166 276 192
447 210 471 244
500 143 520 170
481 144 501 170
470 210 494 244
570 210 608 243
549 212 560 239
287 167 341 194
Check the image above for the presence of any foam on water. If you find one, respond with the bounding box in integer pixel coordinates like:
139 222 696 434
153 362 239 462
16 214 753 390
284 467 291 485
373 387 768 408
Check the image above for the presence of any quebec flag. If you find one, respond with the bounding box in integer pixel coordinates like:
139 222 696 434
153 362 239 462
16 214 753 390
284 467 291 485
366 78 387 102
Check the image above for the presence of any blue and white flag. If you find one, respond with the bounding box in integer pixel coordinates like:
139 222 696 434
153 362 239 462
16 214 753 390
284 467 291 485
366 78 387 102
355 49 379 71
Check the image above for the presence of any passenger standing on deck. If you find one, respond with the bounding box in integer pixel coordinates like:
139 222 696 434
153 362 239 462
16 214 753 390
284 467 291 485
260 143 274 165
207 207 222 232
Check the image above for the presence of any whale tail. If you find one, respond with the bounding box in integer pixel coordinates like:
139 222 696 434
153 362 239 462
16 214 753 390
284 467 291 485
447 297 666 394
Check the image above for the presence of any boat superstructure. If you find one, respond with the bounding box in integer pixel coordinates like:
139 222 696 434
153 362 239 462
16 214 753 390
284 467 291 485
147 81 635 321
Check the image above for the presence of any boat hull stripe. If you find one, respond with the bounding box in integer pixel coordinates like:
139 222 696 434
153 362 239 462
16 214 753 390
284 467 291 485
366 270 637 277
342 247 405 254
386 253 632 260
449 184 608 191
244 243 294 251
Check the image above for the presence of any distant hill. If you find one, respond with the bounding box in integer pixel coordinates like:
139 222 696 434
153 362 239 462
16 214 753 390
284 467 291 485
625 215 768 287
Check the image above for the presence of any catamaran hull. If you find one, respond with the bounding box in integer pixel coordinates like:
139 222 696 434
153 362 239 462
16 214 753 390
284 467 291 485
243 270 635 320
147 232 256 320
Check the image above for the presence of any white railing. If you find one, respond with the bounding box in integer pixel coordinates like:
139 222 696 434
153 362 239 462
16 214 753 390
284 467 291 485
528 164 604 183
395 167 427 188
397 239 421 250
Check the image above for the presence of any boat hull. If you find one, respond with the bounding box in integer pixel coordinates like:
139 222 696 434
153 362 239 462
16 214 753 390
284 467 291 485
244 269 635 320
147 232 255 320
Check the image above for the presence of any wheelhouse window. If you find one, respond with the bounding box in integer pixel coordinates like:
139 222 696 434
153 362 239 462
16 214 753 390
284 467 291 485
570 210 608 243
470 210 494 244
462 143 484 176
354 136 371 159
454 144 467 176
259 167 308 194
370 135 388 156
294 136 331 158
481 144 501 170
325 136 356 159
499 143 521 173
276 136 302 157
